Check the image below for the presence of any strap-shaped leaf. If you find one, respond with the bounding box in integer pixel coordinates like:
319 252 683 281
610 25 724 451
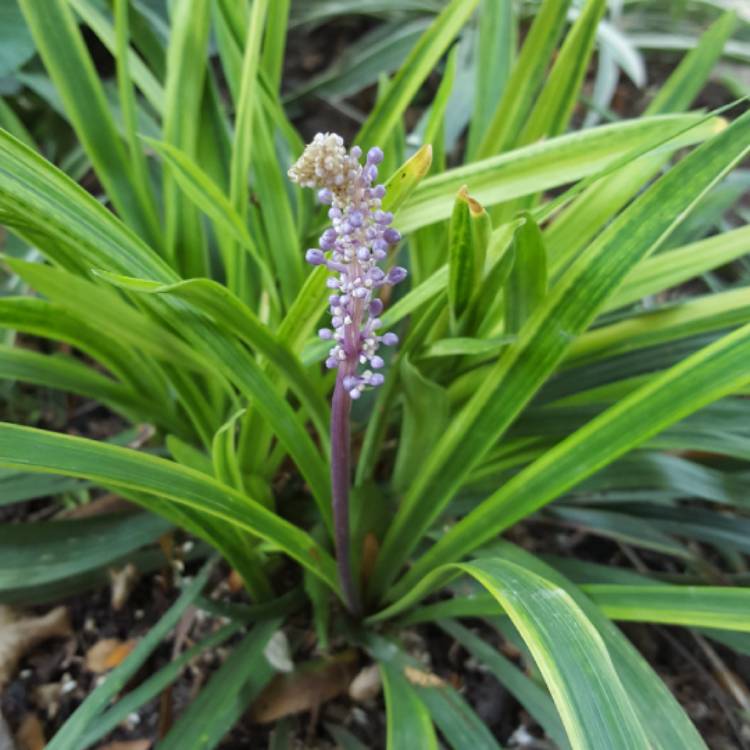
372 109 750 600
394 318 750 598
17 0 161 246
380 662 439 750
459 559 648 750
0 423 339 592
399 114 721 233
356 0 479 150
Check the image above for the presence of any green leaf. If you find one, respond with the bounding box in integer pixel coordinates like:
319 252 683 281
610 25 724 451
504 213 547 334
476 0 571 157
96 272 329 449
399 114 721 233
606 225 750 311
0 512 171 597
227 0 270 300
212 409 246 491
466 0 514 159
372 109 750 602
67 0 164 112
0 423 339 592
583 584 750 631
399 318 750 598
569 287 750 366
260 0 289 91
5 258 208 373
546 13 737 277
286 20 429 105
458 559 648 749
383 144 433 215
355 0 480 150
0 0 35 76
159 620 279 750
143 137 279 307
0 344 179 431
251 105 304 307
0 470 87 507
372 543 708 749
646 12 737 115
380 662 439 750
448 186 489 327
366 634 502 750
17 0 161 246
161 0 210 275
518 0 606 145
392 356 450 493
421 335 514 359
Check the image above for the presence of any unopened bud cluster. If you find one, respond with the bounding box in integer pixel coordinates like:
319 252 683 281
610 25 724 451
288 133 406 399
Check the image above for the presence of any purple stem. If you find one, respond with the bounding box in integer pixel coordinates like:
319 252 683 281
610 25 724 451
330 370 361 615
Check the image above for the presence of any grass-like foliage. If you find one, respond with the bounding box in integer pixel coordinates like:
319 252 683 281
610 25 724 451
1 0 750 747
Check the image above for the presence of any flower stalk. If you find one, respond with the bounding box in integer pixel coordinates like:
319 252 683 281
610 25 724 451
289 133 406 614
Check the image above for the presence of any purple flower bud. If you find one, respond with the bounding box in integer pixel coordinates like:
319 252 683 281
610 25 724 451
387 266 407 285
384 228 401 245
305 249 326 265
320 228 337 249
288 134 404 394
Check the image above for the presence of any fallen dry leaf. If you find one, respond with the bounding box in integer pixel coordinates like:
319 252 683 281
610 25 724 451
109 563 139 611
250 650 358 724
85 639 137 673
403 665 444 688
348 664 381 702
226 569 244 593
0 607 71 687
96 741 151 750
57 495 134 519
15 714 45 750
32 684 61 720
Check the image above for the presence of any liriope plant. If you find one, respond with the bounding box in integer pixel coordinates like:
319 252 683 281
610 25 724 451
0 0 749 747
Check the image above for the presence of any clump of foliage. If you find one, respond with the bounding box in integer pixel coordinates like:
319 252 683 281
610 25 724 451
1 0 750 747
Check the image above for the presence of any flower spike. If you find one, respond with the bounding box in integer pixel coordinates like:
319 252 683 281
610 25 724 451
289 133 406 399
